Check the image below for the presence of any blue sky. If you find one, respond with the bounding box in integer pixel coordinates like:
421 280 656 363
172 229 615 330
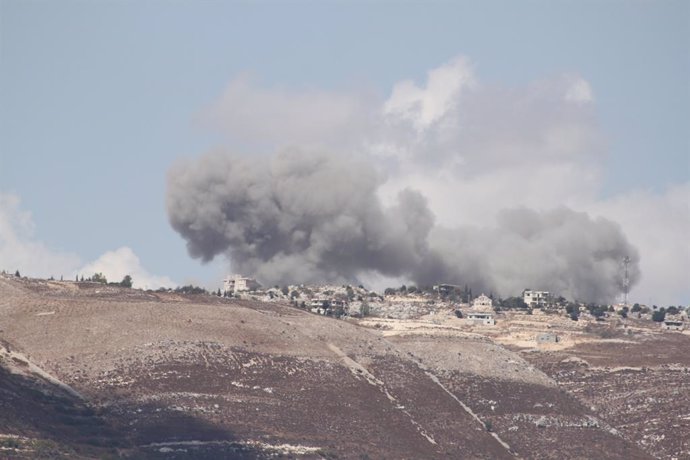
1 0 688 303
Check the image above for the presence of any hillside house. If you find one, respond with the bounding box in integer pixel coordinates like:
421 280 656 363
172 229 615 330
309 299 346 316
536 333 559 343
662 321 684 331
466 312 495 326
223 275 261 295
523 289 550 308
472 294 493 309
433 284 461 295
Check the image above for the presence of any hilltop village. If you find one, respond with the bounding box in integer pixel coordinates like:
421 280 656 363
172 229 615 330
220 274 687 335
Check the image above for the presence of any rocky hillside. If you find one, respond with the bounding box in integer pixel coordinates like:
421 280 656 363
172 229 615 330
0 276 656 459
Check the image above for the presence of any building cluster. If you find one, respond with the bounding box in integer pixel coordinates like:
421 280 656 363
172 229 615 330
219 275 686 332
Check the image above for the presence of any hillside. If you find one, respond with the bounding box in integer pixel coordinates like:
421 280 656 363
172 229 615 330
0 275 670 458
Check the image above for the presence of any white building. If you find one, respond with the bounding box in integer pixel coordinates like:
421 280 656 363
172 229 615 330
466 312 495 326
523 289 550 308
662 321 684 331
472 294 493 309
223 275 261 295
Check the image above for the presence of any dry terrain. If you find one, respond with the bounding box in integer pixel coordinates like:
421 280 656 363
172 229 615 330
0 275 684 459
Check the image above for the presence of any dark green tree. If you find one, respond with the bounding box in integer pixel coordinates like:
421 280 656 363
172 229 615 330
120 275 133 288
502 297 528 309
360 301 370 317
651 310 666 322
14 270 20 277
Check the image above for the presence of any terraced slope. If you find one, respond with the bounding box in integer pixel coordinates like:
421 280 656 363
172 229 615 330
0 276 652 458
521 334 690 460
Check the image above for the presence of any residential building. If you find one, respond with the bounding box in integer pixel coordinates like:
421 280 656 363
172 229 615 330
523 289 550 308
433 284 461 295
536 333 559 343
466 312 495 326
472 294 493 309
223 275 261 295
662 321 684 331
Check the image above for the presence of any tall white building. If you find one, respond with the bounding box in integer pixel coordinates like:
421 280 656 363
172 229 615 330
223 275 261 295
523 289 550 308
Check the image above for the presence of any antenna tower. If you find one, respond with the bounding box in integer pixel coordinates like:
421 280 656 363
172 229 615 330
622 256 630 307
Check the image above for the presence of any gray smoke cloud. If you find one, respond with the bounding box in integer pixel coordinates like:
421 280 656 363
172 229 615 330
167 149 639 303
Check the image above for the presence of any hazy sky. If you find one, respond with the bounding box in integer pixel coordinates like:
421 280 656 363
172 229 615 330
1 1 688 304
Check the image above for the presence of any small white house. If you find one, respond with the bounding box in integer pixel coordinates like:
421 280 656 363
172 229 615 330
466 312 495 326
223 275 261 295
472 294 493 309
536 333 559 343
662 321 684 331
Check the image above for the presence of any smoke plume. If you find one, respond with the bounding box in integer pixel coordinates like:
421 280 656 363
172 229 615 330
167 149 639 303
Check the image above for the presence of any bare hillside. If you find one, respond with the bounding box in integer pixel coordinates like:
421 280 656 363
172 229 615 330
0 276 654 459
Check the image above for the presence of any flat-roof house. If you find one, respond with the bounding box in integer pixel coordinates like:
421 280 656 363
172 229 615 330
662 321 684 331
466 312 495 326
536 333 559 343
523 289 550 308
223 275 261 295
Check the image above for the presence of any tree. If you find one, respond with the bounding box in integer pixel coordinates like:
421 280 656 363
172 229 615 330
360 301 370 317
501 297 528 309
75 274 79 282
651 310 666 322
666 306 679 315
290 290 299 300
14 270 20 277
384 288 396 296
281 286 289 296
631 303 641 312
174 284 208 295
80 275 84 282
120 275 133 288
92 273 107 284
586 303 607 318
